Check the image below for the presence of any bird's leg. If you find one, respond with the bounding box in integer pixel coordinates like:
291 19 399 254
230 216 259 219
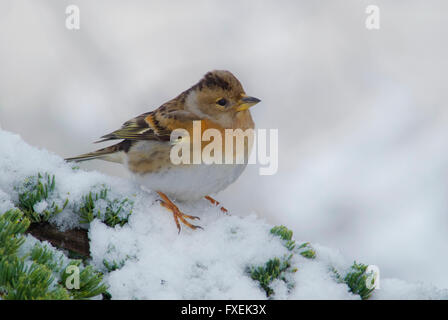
204 195 229 214
157 191 202 233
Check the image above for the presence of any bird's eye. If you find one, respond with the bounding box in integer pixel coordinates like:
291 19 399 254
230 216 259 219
216 98 227 106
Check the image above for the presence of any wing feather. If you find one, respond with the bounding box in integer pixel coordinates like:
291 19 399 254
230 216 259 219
96 107 201 144
96 111 170 143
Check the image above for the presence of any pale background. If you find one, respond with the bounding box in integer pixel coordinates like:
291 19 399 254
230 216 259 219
1 0 448 288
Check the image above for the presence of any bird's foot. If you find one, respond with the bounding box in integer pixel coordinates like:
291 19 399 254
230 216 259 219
204 195 229 214
157 191 202 233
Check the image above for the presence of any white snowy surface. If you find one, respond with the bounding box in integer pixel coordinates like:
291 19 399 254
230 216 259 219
0 129 141 231
1 129 447 300
0 188 14 213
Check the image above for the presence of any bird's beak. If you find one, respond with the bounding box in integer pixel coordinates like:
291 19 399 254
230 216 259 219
236 95 261 112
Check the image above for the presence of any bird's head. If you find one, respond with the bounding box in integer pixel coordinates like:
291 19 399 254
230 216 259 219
183 70 261 127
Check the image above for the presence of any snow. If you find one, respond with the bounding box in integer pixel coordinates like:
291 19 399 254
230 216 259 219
33 200 48 214
1 128 447 299
0 188 14 214
372 279 448 300
0 130 141 231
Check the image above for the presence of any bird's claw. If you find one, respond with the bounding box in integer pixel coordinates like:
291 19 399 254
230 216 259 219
157 191 203 232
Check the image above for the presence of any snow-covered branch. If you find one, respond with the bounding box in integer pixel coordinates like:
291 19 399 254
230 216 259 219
1 129 446 300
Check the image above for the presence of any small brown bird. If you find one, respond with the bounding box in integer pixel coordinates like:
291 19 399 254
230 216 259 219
66 70 260 232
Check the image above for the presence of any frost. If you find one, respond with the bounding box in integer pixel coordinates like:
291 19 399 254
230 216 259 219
33 200 48 214
0 189 14 214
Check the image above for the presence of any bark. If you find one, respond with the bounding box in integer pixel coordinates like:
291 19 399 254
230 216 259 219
26 222 90 257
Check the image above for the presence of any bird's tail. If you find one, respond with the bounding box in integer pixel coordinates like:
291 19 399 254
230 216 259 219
65 141 130 163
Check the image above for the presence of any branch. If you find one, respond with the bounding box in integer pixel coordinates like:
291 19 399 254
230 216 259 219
26 222 90 257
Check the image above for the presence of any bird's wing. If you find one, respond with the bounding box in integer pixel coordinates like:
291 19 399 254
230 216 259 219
96 108 200 143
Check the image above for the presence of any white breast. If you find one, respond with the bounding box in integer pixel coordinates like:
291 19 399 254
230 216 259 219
133 163 247 201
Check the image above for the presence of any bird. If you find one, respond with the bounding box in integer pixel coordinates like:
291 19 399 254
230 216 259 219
65 70 261 232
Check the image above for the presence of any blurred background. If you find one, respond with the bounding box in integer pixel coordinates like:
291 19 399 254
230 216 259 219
1 0 447 288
